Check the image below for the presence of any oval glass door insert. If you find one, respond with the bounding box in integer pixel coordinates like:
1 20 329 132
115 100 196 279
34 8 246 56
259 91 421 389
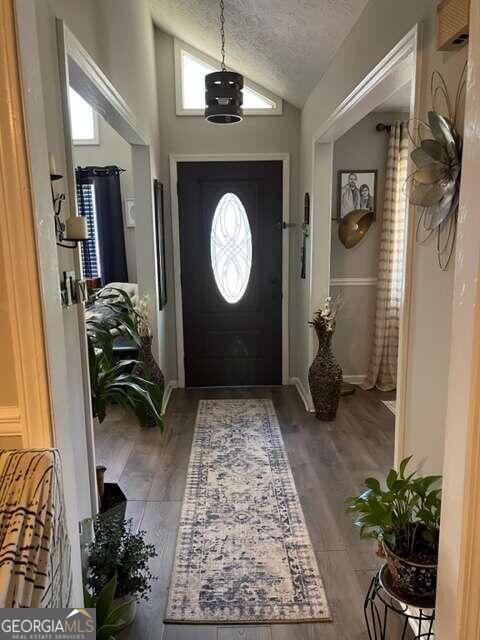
210 192 252 303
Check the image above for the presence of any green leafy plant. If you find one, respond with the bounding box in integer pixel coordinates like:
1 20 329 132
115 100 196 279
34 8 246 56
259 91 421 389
87 517 158 603
345 456 441 562
84 574 131 640
86 287 142 364
86 287 163 428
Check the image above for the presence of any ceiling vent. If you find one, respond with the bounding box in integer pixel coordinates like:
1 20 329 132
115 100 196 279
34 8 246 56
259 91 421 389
437 0 470 50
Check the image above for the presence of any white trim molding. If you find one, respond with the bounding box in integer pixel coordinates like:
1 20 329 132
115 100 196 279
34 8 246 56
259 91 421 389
330 277 378 286
161 380 178 416
170 153 290 388
290 377 315 413
343 374 367 385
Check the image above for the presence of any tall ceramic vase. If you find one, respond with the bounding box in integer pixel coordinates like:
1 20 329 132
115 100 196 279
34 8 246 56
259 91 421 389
308 314 343 421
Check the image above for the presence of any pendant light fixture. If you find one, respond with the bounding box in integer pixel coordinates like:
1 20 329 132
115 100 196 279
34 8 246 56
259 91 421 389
205 0 243 124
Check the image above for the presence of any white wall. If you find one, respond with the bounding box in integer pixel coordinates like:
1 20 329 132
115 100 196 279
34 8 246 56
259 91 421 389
293 0 468 474
73 116 137 282
154 30 301 381
31 0 163 542
330 110 408 379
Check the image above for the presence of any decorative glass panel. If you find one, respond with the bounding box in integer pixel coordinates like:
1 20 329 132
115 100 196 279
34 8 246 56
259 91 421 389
211 193 252 304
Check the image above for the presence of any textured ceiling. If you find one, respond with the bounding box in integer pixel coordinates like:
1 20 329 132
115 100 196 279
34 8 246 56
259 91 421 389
150 0 369 107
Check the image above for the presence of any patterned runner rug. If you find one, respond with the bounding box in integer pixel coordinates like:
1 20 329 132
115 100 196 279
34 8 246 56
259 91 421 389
165 399 331 624
382 400 396 416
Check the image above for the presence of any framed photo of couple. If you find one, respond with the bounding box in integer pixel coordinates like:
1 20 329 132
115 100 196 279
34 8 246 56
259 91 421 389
337 169 377 219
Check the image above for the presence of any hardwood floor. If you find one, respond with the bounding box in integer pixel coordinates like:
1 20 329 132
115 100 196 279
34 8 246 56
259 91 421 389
95 385 402 639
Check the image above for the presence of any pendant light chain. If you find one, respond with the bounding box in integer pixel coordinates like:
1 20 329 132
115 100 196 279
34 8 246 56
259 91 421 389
205 0 243 123
220 0 226 71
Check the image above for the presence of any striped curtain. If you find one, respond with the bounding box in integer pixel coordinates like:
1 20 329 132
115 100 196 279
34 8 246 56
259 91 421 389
362 121 409 391
0 449 72 607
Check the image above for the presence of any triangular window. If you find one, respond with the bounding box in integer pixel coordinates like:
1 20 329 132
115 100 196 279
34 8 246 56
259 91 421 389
176 41 282 115
69 87 99 145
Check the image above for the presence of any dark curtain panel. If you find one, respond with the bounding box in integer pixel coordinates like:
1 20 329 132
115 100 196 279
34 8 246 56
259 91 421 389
76 166 128 285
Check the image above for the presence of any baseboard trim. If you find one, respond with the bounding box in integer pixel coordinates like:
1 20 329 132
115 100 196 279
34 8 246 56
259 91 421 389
289 377 315 413
162 380 178 415
343 374 367 384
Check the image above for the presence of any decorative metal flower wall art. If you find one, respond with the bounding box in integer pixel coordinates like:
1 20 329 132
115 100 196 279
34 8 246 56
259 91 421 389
407 64 467 270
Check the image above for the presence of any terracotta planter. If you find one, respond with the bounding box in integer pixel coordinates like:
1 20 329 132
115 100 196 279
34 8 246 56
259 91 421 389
308 318 342 421
383 541 437 600
113 595 137 630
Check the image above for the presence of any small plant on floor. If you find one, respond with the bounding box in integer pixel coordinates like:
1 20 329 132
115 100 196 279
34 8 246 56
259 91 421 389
345 456 441 598
87 517 158 605
84 574 131 640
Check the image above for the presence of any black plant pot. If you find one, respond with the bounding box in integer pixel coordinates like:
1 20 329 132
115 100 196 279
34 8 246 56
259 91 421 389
383 541 437 600
96 466 127 530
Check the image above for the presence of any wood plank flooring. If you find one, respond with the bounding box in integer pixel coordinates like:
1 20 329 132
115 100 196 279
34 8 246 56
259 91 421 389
95 385 405 640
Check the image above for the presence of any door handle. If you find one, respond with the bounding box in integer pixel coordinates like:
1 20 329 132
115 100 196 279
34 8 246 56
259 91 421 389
276 221 296 230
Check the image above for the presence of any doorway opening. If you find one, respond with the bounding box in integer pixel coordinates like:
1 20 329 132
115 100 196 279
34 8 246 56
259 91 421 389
308 25 420 468
56 20 162 519
330 87 411 411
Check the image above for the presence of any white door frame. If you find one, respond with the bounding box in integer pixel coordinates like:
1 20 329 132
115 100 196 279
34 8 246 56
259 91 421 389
17 12 160 526
308 24 421 467
56 20 162 518
170 153 290 388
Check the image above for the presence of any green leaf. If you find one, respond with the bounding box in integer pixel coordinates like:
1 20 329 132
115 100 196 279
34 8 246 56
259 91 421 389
399 456 413 478
95 574 117 626
83 589 94 608
104 599 132 626
364 477 381 493
386 468 398 490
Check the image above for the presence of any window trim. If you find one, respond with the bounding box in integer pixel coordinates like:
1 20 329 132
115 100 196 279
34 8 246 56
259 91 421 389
69 87 100 146
174 39 283 117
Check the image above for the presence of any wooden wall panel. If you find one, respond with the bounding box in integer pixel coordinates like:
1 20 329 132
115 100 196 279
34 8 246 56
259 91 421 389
0 0 53 448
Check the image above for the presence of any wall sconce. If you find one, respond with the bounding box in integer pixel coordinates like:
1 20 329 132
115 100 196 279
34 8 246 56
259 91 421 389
49 153 88 249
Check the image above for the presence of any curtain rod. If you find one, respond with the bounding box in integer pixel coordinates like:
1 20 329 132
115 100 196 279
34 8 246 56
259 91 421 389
376 123 392 133
75 165 126 178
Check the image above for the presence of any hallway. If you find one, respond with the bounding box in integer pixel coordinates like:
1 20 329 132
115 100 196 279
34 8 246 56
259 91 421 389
95 386 399 639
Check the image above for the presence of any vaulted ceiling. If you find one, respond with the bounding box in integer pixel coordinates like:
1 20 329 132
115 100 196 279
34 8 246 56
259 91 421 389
149 0 369 108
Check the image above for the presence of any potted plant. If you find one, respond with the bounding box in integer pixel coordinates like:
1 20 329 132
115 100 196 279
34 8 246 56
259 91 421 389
88 338 163 428
87 517 158 629
345 456 441 599
84 574 131 639
86 287 163 429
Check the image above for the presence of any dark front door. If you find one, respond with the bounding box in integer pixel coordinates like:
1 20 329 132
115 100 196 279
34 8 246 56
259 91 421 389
178 161 283 387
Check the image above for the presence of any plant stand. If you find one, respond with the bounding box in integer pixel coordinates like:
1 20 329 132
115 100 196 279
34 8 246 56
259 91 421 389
364 565 435 640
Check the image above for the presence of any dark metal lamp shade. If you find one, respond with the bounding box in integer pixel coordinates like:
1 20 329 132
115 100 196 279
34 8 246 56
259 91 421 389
205 71 243 124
